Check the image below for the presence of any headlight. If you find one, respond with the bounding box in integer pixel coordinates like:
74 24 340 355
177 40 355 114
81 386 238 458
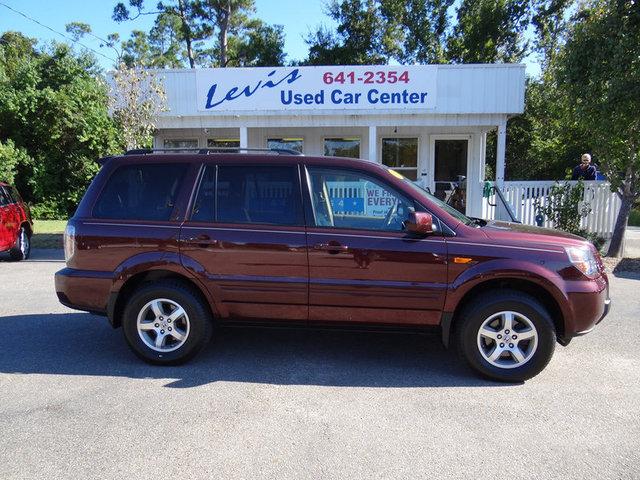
565 246 599 277
63 224 76 262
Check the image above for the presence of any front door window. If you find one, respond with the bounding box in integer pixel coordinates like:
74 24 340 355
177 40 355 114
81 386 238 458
307 167 413 232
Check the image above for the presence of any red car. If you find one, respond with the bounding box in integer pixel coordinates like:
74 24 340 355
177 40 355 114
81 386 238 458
0 182 32 261
55 149 610 381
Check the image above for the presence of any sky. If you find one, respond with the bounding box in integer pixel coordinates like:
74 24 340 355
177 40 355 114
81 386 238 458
0 0 538 75
0 0 335 66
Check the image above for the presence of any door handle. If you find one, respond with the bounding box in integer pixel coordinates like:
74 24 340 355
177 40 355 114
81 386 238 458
186 234 211 242
313 242 349 254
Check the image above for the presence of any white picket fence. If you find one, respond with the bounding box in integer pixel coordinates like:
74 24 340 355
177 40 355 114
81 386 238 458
481 180 621 238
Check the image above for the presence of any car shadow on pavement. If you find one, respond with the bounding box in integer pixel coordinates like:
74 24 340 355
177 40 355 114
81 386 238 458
0 312 511 389
0 249 64 263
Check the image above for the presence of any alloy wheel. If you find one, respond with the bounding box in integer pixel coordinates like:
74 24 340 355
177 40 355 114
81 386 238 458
136 298 190 352
476 311 538 369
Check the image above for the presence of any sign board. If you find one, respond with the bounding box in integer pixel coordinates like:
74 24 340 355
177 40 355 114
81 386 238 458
195 65 437 112
327 180 397 217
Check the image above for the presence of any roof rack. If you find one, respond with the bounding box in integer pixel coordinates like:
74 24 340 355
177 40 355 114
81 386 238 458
124 147 303 156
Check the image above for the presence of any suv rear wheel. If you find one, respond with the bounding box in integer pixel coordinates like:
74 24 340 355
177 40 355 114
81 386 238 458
456 290 556 382
122 281 213 365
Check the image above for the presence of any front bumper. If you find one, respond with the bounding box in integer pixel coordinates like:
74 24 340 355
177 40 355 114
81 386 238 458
563 275 610 339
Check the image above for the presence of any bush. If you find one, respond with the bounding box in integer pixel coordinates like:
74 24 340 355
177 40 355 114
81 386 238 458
30 199 70 220
535 180 585 234
0 139 31 184
629 209 640 227
534 180 605 250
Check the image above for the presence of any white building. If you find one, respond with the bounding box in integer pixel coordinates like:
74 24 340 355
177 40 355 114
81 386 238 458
153 64 525 217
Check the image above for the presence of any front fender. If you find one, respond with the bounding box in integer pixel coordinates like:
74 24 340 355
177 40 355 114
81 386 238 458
444 258 572 327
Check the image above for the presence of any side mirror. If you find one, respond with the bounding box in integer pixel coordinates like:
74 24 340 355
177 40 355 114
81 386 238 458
404 211 433 235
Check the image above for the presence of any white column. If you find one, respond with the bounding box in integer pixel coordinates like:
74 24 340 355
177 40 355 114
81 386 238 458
480 131 487 182
368 125 377 162
239 126 248 149
466 134 482 218
496 120 507 186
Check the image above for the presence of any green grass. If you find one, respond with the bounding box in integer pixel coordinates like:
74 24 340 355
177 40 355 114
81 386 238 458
629 209 640 227
31 219 67 249
33 219 68 234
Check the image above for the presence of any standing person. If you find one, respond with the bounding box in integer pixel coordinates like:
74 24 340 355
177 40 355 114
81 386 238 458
572 153 597 180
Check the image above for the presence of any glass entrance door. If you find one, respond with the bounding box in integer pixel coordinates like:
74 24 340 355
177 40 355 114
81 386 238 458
432 138 469 213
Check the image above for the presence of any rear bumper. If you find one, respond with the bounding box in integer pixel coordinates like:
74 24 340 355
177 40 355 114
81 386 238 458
55 267 112 315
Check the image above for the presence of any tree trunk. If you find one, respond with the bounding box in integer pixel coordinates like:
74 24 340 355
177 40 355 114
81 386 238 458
218 3 231 67
607 192 633 257
178 0 196 68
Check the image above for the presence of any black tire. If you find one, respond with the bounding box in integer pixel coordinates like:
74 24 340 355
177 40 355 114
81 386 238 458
122 280 213 365
9 226 30 261
455 290 556 382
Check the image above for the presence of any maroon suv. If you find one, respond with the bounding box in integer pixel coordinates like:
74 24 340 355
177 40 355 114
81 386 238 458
55 149 610 381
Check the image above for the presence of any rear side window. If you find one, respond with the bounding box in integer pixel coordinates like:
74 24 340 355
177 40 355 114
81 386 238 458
9 187 22 203
93 164 187 221
192 165 302 226
0 187 10 207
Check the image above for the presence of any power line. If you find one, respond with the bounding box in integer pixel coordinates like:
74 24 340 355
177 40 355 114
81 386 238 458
0 1 117 63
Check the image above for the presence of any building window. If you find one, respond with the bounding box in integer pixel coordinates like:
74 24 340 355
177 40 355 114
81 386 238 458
207 138 240 150
163 139 198 149
324 137 360 158
381 138 418 181
267 137 303 153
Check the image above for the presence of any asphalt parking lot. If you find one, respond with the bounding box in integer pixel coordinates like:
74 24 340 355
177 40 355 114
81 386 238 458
1 249 639 480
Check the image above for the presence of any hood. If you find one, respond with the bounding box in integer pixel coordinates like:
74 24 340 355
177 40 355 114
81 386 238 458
480 220 590 249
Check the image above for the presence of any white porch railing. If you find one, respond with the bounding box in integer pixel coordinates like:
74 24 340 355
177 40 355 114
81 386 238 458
481 180 621 238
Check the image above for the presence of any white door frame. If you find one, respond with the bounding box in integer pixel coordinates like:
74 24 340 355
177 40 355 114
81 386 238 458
427 134 473 193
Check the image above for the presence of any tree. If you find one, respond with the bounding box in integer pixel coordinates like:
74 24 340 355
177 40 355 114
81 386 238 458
0 33 120 218
228 21 286 67
379 0 454 64
446 0 531 63
556 0 640 257
305 0 388 65
530 0 571 67
192 0 255 67
111 0 284 68
113 0 201 68
109 63 167 150
0 140 32 185
0 33 121 218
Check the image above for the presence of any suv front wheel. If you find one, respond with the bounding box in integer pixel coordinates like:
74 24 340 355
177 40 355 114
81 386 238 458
122 281 213 365
456 290 556 382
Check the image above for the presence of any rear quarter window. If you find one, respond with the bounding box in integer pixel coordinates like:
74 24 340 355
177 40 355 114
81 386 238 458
0 187 11 207
93 163 188 221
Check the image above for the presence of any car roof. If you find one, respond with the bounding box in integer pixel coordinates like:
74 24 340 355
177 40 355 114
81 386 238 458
105 153 383 172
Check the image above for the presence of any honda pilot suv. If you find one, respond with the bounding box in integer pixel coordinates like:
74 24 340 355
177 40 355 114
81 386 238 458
55 149 610 381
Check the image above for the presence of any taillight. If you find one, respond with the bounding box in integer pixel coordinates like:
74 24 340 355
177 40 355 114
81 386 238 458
63 224 76 262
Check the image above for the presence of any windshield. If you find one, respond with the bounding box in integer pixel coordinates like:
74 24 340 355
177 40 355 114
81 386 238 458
382 167 473 225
